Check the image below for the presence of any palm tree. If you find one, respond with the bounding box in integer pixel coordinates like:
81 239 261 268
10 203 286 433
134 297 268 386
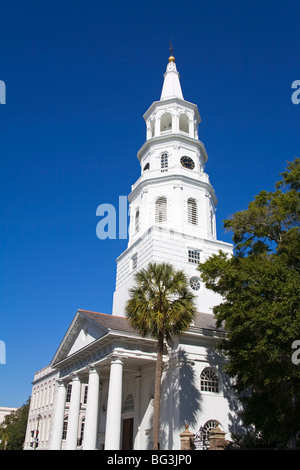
125 262 196 450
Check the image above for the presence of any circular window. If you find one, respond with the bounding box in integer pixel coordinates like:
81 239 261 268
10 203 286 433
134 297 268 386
190 276 201 291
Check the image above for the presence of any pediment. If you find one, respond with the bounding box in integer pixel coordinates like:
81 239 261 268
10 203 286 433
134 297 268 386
50 310 109 366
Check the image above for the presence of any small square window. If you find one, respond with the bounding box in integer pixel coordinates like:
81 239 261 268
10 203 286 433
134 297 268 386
188 249 200 264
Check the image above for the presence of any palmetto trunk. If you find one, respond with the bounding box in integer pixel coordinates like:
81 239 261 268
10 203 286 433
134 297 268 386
152 330 164 450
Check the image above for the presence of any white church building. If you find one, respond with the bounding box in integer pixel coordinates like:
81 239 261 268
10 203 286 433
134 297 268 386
24 52 242 451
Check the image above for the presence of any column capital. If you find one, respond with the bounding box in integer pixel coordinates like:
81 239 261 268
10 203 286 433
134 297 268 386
109 354 123 366
56 378 68 387
85 364 100 374
70 372 81 380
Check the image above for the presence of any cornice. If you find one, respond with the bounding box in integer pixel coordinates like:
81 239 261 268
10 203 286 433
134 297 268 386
128 172 217 205
137 133 208 163
143 97 201 122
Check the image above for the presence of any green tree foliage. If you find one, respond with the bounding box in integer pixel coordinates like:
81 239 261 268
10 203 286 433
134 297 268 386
198 159 300 447
0 399 30 450
125 262 196 450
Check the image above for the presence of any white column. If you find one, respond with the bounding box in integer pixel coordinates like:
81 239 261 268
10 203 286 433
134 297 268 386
82 367 100 450
65 375 81 450
133 372 141 450
50 380 67 450
104 357 123 450
155 116 160 137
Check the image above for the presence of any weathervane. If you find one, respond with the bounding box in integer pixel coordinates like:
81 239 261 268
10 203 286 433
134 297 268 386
169 40 175 62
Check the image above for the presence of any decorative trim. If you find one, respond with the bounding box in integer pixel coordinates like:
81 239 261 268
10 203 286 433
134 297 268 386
129 173 217 206
137 133 208 163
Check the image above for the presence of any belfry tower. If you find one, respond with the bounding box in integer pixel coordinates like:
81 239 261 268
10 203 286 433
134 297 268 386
112 51 232 316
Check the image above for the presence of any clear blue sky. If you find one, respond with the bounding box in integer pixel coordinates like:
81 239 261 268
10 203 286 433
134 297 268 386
0 0 299 407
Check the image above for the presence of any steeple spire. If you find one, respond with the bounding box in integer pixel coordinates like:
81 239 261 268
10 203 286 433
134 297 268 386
160 46 183 101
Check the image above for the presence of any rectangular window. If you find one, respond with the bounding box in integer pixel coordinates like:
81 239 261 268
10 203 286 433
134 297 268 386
161 153 168 172
188 249 200 264
66 384 72 402
131 253 137 270
83 385 88 404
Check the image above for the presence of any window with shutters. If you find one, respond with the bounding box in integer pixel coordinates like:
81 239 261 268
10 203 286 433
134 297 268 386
155 197 167 223
187 198 198 225
135 209 140 233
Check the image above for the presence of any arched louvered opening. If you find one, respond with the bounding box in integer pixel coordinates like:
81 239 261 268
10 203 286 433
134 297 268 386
179 113 189 133
188 198 198 225
160 112 172 132
150 119 155 137
155 196 167 223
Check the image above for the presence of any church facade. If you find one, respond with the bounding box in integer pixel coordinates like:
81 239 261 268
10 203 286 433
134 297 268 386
24 53 241 451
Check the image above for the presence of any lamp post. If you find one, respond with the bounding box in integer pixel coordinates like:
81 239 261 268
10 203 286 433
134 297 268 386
34 414 42 449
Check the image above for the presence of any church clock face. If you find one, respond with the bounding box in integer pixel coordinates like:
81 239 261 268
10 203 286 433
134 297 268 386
180 156 195 170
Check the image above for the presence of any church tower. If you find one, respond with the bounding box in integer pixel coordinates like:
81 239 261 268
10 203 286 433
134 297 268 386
112 51 232 316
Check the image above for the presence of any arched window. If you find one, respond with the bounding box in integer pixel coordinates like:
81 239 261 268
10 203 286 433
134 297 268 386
135 209 140 233
187 198 198 225
179 113 189 133
160 152 168 172
200 368 219 393
194 420 220 449
123 394 134 413
160 112 172 132
143 162 150 171
150 119 155 137
155 197 167 223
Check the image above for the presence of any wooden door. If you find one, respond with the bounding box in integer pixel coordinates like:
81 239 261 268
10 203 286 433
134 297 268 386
122 418 134 450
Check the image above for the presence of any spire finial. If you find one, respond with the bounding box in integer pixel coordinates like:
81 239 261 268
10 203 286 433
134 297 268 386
169 40 175 63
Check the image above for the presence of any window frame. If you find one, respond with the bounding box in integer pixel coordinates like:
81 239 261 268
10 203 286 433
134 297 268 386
188 249 200 264
200 367 220 394
160 152 169 172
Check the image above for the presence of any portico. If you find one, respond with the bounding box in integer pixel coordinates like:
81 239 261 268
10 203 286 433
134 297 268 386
49 310 162 450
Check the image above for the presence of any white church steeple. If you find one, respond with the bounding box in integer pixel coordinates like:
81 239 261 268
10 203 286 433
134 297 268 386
160 50 184 101
112 53 233 317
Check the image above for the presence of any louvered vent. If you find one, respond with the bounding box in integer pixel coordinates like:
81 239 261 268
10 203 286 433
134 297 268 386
187 198 198 225
155 197 167 223
135 209 140 233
